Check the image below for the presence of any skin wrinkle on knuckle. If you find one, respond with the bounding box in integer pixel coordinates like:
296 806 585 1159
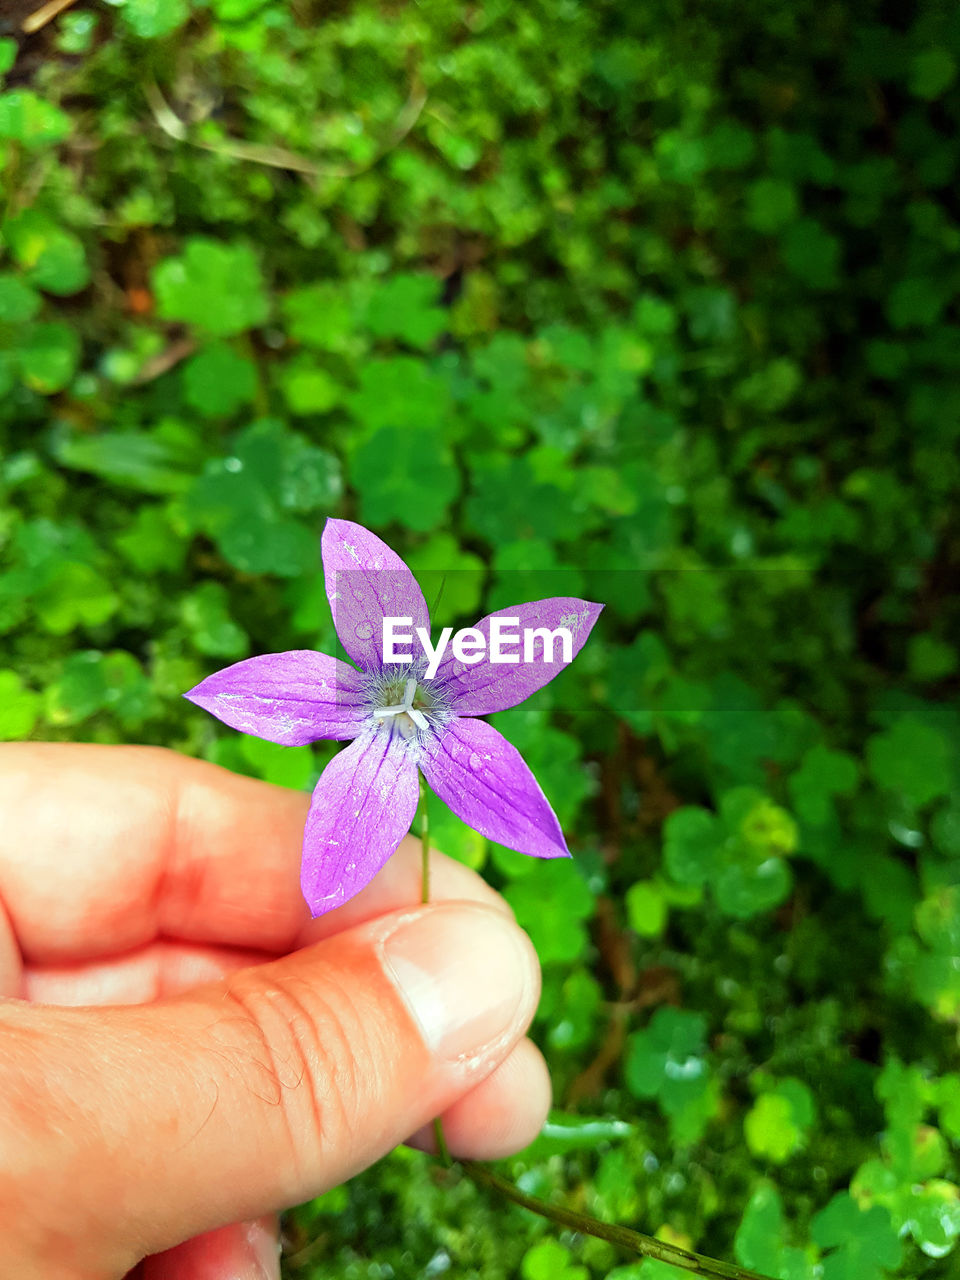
208 966 370 1182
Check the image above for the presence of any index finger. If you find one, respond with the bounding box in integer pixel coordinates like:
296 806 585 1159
0 743 506 963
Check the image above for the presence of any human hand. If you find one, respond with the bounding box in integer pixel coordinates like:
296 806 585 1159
0 744 549 1279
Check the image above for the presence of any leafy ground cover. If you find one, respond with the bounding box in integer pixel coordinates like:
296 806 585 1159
1 0 960 1276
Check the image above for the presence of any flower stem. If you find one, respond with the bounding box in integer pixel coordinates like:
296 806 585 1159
419 775 430 907
418 777 452 1166
414 779 772 1280
460 1162 774 1280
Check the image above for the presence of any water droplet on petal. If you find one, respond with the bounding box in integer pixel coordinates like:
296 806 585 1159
468 752 482 771
354 621 374 640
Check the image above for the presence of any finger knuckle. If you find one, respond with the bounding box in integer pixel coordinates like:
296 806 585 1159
214 967 372 1176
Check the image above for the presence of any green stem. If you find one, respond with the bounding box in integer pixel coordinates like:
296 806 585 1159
460 1163 774 1280
419 777 452 1166
419 775 430 907
414 778 772 1280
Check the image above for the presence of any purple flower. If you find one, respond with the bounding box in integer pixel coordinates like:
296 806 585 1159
184 519 603 916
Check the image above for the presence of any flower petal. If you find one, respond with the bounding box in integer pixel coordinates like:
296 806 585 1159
301 728 420 915
432 598 603 715
184 650 368 745
322 518 430 673
420 718 569 860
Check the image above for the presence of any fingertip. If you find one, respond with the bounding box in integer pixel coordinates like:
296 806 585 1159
406 1036 552 1161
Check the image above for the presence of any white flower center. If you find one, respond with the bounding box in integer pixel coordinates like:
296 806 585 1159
371 677 430 738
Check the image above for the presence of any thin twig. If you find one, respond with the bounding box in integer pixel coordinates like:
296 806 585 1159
461 1163 775 1280
142 76 426 180
22 0 78 35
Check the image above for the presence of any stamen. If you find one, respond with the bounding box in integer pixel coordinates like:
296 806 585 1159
371 675 438 738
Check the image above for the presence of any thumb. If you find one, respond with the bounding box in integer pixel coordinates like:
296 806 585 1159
1 901 540 1278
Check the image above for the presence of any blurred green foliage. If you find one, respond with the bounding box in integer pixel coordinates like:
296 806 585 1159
2 0 960 1275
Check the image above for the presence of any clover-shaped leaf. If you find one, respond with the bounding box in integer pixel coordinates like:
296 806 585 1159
745 1078 816 1163
867 717 952 808
349 424 459 533
663 789 796 919
625 1007 718 1144
362 272 447 349
788 744 858 826
3 210 89 295
812 1194 901 1280
0 90 70 148
153 238 269 337
182 343 258 417
735 1182 816 1280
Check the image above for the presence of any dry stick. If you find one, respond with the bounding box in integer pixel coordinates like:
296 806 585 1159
143 76 427 180
22 0 78 35
415 778 775 1280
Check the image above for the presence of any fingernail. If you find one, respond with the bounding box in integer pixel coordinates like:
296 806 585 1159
381 904 536 1063
243 1217 281 1280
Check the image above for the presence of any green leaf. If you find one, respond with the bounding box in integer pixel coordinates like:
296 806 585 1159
546 969 603 1051
17 321 80 392
735 1183 788 1275
350 424 459 533
503 861 595 965
117 0 191 39
0 273 41 323
185 432 328 578
362 272 447 348
746 178 798 233
49 429 195 494
405 534 486 626
625 1007 717 1144
182 582 248 657
153 238 269 336
0 90 71 148
216 514 319 578
0 669 41 738
44 650 108 724
521 1239 588 1280
0 39 16 77
781 218 841 289
419 791 487 870
3 211 89 295
282 282 362 353
33 562 119 633
745 1078 816 1162
908 634 957 682
523 1111 633 1161
278 356 343 415
715 858 791 919
625 879 668 937
466 454 587 545
663 807 720 887
909 50 957 100
182 342 258 417
115 505 186 574
789 744 859 826
239 736 315 789
347 356 451 433
811 1194 902 1280
867 717 952 808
